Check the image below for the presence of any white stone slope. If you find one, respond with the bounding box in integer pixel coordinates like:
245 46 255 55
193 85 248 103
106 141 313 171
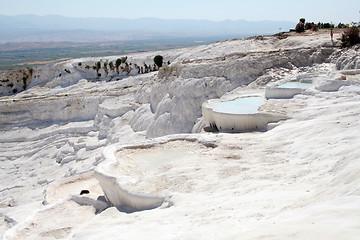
75 85 360 240
0 68 33 96
0 30 360 239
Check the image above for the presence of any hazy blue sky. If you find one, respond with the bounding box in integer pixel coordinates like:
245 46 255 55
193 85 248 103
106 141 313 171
1 0 359 23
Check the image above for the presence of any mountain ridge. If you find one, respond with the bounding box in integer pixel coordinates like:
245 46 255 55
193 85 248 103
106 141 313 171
0 14 295 43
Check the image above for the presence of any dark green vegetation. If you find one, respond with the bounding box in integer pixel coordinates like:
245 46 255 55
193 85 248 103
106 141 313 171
294 18 360 48
154 55 164 68
296 18 306 33
341 27 360 48
295 18 359 33
0 37 233 71
295 18 338 33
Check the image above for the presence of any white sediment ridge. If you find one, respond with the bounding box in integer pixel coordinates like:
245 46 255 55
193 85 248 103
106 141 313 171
1 30 360 240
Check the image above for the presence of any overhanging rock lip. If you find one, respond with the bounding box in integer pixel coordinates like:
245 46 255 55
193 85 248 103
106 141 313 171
94 170 166 212
95 134 218 212
202 96 288 132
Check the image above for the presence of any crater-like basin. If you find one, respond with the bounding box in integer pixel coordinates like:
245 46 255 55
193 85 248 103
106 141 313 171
212 97 265 114
202 96 287 132
95 136 217 212
265 81 312 99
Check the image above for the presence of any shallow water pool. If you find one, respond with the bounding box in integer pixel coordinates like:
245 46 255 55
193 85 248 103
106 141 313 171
212 97 265 114
277 82 312 89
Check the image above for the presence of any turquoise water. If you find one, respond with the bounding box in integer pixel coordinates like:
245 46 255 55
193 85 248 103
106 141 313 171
277 82 312 89
212 97 265 114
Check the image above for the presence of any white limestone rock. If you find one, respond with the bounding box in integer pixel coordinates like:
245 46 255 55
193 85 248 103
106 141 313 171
315 80 360 92
128 104 154 132
3 31 360 240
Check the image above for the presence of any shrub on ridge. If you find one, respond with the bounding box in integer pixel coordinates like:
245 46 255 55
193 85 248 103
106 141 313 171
341 27 360 48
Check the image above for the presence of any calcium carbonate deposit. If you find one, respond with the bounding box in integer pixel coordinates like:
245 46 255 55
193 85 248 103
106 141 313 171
1 30 360 240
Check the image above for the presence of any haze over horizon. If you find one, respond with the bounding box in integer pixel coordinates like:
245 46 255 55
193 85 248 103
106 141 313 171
1 0 359 24
0 14 296 44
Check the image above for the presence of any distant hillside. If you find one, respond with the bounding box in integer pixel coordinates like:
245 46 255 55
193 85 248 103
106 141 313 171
0 14 295 43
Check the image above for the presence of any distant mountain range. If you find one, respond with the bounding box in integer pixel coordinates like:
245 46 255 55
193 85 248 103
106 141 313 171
0 14 295 43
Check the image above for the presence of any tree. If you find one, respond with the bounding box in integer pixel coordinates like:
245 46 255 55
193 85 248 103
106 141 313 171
115 58 122 68
337 23 347 28
95 61 101 73
121 56 127 64
323 23 334 29
115 58 122 74
318 22 335 29
296 18 305 33
109 61 115 71
305 22 315 30
103 62 108 75
154 55 163 68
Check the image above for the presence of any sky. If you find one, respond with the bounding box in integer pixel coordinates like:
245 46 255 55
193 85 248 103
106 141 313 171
1 0 359 24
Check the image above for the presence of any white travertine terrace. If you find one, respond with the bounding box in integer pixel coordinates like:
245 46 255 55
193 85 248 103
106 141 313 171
202 96 287 131
265 81 313 99
2 31 360 240
94 135 217 212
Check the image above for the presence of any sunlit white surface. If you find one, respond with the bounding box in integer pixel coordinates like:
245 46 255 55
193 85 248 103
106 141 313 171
212 97 265 114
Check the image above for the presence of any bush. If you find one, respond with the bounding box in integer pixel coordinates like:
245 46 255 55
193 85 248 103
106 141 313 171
341 27 360 48
296 22 305 33
158 65 177 79
323 23 334 29
305 22 318 31
337 23 347 28
305 22 313 30
154 55 163 68
318 22 335 29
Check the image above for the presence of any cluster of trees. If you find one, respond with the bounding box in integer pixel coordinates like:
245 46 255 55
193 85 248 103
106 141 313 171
296 18 358 33
77 55 168 79
0 67 33 95
295 18 360 48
